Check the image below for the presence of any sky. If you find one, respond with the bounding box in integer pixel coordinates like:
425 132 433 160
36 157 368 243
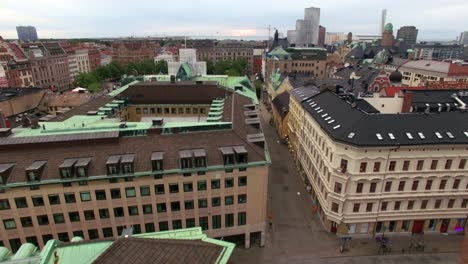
1 0 468 41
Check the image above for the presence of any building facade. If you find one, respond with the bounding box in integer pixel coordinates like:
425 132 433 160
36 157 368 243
0 80 268 252
88 49 101 72
5 60 34 87
413 43 464 61
398 60 468 86
396 26 418 45
75 49 91 74
111 40 157 67
16 26 38 42
318 26 326 47
287 7 321 47
288 89 468 237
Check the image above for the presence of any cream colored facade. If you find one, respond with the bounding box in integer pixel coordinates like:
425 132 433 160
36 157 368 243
289 95 468 236
76 49 90 74
361 93 403 114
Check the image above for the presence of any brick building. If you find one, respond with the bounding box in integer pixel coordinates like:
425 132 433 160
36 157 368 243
111 40 157 67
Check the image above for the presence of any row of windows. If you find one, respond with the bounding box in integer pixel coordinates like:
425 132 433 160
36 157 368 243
355 159 467 173
351 198 468 213
2 197 248 229
0 178 247 209
135 107 207 115
3 212 247 252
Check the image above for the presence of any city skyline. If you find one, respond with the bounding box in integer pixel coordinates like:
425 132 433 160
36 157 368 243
1 0 468 41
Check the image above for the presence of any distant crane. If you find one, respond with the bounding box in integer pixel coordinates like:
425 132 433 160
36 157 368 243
256 25 277 50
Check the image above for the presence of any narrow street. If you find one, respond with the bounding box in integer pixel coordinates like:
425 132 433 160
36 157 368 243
230 102 461 263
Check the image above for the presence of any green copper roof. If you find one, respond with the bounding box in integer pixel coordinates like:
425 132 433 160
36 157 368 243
108 80 140 97
384 23 393 31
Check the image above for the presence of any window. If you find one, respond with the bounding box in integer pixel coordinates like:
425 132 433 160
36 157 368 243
211 179 220 189
331 202 339 213
430 160 438 170
212 215 221 229
68 212 80 222
445 160 452 170
103 227 113 238
84 210 95 220
152 159 163 171
428 219 437 231
88 229 99 240
3 219 16 229
208 197 220 207
225 213 234 227
421 200 428 209
366 203 373 212
26 161 46 181
14 197 27 208
416 160 424 170
225 195 234 205
157 203 167 213
238 176 247 186
353 203 360 213
184 200 194 210
340 159 348 172
394 201 401 210
20 217 33 227
99 209 110 219
80 192 91 202
139 186 150 196
128 206 139 216
136 108 141 114
334 182 342 194
369 182 377 193
356 183 363 193
398 181 405 191
199 217 209 230
183 182 193 192
462 199 468 208
434 199 442 209
170 202 180 212
360 162 367 173
453 179 461 189
142 204 153 214
381 202 388 211
439 179 447 190
145 223 155 233
411 180 419 191
198 199 208 208
37 215 49 225
225 178 234 188
180 158 192 169
407 200 414 210
95 190 106 200
113 207 124 217
125 187 136 197
373 162 381 172
388 161 396 171
32 196 44 206
122 161 134 174
155 184 165 194
384 182 392 192
9 238 22 253
223 153 234 165
195 156 206 168
197 180 207 191
238 194 247 204
110 189 121 199
238 212 247 226
167 183 179 193
0 199 9 210
172 220 182 230
459 159 466 169
402 161 410 171
425 179 433 190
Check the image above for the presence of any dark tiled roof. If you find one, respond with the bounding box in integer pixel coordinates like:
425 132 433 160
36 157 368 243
290 85 321 102
92 238 223 264
354 99 379 113
272 91 290 118
302 91 468 147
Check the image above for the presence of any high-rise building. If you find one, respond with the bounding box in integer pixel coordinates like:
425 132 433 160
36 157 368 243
396 26 419 45
380 9 387 35
459 32 468 45
318 26 326 47
287 7 321 47
16 26 38 42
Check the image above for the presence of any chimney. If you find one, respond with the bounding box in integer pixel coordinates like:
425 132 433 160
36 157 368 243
21 115 31 128
402 91 413 113
170 75 176 83
31 118 40 129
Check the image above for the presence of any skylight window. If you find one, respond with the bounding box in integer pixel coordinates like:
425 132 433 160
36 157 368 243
464 132 468 138
317 109 323 113
324 117 331 121
418 132 425 139
376 134 383 140
328 120 335 124
333 125 341 130
446 132 455 139
435 132 443 139
348 133 355 139
388 133 395 140
321 113 328 117
311 103 317 107
406 133 413 139
315 107 320 111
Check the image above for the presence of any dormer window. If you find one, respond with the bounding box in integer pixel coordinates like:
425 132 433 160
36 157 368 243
121 154 135 174
75 158 92 177
0 163 15 184
106 156 121 175
25 161 47 182
194 149 207 168
151 152 164 171
59 159 76 179
234 146 248 164
220 147 234 166
179 150 193 169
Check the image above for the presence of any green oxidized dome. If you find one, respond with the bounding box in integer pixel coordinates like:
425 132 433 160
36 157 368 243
384 23 393 32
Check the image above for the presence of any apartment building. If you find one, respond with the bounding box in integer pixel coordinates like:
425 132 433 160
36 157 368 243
0 80 268 252
75 49 91 73
288 89 468 237
111 40 157 67
398 60 468 86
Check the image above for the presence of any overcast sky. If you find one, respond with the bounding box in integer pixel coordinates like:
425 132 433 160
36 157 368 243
1 0 467 41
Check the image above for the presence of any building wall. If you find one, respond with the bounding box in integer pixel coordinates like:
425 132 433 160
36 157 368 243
289 100 468 236
111 41 157 67
76 50 90 74
362 93 403 114
0 90 46 117
88 49 101 72
271 109 289 139
266 59 327 79
125 105 211 122
400 68 468 86
68 54 78 81
31 55 71 91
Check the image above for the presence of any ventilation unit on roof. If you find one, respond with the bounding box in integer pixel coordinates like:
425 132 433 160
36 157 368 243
348 132 355 139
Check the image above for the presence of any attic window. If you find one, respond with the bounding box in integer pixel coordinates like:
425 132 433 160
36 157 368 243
347 133 355 139
311 104 317 107
193 149 207 168
26 161 47 182
406 133 414 140
388 133 395 140
464 132 468 138
59 159 76 179
376 134 383 140
151 152 164 171
121 154 135 174
314 107 320 111
321 114 328 117
220 147 234 166
418 132 426 139
179 150 193 169
435 132 443 139
106 155 121 175
75 157 92 177
333 125 341 130
327 120 335 124
446 132 455 139
233 146 248 164
317 109 323 113
0 163 15 184
324 117 331 121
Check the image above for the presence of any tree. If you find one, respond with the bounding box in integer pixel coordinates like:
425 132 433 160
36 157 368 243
88 82 102 93
155 60 168 74
76 73 98 88
213 59 248 76
206 60 215 74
